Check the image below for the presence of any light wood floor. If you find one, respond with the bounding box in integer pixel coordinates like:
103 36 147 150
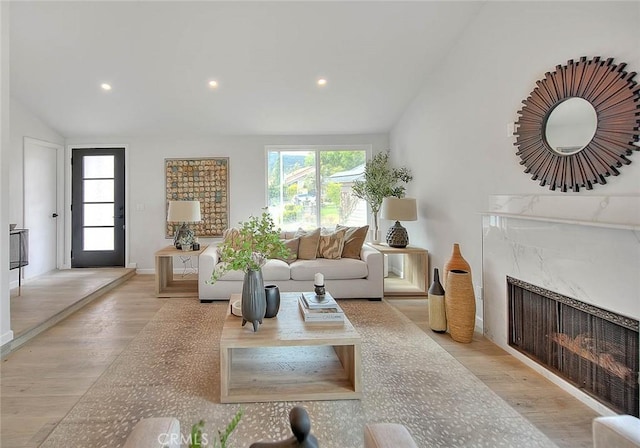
9 268 135 338
0 274 597 447
387 299 597 448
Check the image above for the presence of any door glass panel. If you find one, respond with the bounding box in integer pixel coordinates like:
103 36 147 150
84 179 114 202
84 228 114 251
84 204 114 226
84 155 114 178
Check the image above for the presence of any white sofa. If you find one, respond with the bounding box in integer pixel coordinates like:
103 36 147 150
198 243 383 301
593 415 640 448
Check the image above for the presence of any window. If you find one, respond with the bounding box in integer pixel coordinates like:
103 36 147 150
266 145 369 230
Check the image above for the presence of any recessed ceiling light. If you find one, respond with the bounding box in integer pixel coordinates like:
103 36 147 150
208 80 218 88
317 78 327 86
100 83 112 91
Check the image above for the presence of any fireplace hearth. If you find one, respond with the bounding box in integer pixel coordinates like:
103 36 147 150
508 276 639 417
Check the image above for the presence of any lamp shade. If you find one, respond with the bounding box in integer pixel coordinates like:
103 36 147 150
167 200 201 223
381 197 417 221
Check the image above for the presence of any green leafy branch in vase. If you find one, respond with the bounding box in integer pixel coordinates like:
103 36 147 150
190 409 243 448
351 151 412 239
210 210 291 283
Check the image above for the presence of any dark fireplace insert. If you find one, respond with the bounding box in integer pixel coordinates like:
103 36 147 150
507 276 639 417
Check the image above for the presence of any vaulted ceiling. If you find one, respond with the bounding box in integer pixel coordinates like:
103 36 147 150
10 1 484 137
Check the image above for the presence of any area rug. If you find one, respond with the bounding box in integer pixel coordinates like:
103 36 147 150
40 299 556 447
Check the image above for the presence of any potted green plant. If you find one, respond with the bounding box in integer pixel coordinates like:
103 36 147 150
189 409 243 448
210 210 290 331
351 151 412 243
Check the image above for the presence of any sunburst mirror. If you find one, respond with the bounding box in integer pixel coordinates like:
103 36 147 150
514 56 640 192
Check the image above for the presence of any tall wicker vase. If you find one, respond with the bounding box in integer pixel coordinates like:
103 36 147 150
444 269 476 343
428 268 447 333
442 243 471 286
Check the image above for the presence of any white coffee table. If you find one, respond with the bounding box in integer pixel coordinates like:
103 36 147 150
219 292 362 403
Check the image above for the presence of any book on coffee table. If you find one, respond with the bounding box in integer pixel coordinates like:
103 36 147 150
297 297 344 322
301 291 338 309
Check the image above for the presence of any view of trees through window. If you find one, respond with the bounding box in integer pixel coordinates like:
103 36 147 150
267 147 368 230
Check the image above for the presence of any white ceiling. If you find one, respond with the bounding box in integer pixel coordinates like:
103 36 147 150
9 1 484 137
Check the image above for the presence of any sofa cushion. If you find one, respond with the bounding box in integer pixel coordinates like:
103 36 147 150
123 417 181 448
281 231 297 240
290 258 368 280
295 228 321 260
218 227 242 261
364 423 418 448
593 415 640 448
336 224 369 259
275 237 300 263
217 259 291 281
317 228 346 259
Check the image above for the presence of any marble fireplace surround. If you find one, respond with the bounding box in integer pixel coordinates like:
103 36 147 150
482 195 640 415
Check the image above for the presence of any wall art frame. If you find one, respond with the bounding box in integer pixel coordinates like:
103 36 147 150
165 157 229 238
514 56 640 192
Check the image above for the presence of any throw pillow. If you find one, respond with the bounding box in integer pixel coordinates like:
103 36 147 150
218 227 242 261
294 228 321 260
275 237 300 264
317 228 347 259
335 224 369 259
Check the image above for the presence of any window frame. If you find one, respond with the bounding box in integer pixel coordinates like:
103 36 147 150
265 144 372 230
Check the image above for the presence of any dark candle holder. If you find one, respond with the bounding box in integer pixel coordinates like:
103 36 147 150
314 284 325 297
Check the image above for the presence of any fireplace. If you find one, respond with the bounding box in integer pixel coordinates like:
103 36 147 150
507 276 639 417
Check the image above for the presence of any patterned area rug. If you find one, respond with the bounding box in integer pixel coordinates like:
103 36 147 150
41 299 556 447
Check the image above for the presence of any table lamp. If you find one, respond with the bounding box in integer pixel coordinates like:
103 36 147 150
167 200 201 249
381 197 417 248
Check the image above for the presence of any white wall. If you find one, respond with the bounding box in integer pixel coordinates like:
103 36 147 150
1 1 13 346
66 133 389 272
390 2 640 317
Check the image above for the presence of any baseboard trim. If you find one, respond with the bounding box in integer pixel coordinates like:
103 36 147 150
1 330 14 346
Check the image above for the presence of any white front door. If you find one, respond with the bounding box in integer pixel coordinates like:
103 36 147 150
24 138 61 279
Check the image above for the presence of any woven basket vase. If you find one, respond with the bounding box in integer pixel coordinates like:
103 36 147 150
444 269 476 343
442 243 471 286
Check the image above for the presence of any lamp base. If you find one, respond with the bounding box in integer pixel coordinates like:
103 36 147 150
173 224 194 249
386 221 409 248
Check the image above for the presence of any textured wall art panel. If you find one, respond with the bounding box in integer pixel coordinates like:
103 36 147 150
165 157 229 238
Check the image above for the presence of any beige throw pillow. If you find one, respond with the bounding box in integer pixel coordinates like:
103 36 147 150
317 228 347 259
275 237 300 264
336 224 369 259
218 228 242 261
294 228 321 260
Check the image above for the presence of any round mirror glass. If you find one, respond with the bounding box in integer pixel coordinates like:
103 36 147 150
544 97 597 155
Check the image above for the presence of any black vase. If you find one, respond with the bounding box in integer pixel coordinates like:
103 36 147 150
242 269 266 332
428 268 447 333
264 284 281 318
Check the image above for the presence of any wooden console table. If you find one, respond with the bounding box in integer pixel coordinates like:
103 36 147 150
367 243 429 297
154 245 207 297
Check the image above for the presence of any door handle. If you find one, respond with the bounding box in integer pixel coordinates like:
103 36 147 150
52 213 59 218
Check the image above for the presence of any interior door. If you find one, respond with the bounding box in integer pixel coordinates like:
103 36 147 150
71 148 125 267
24 139 60 278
